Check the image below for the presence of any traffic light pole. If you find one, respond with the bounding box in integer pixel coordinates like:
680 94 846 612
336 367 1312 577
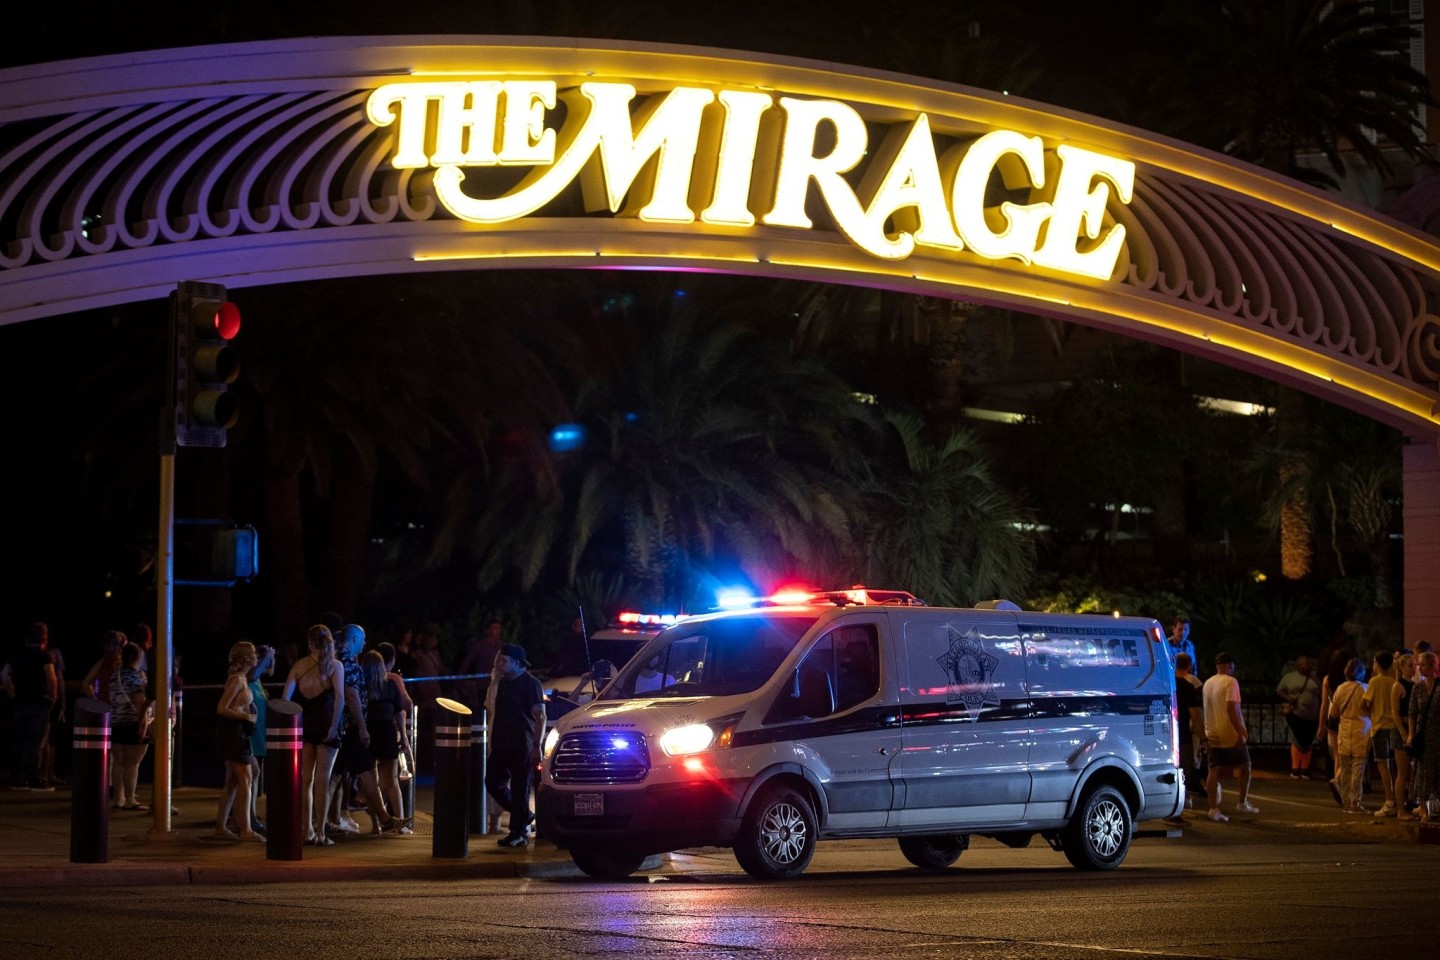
153 411 176 835
152 280 240 835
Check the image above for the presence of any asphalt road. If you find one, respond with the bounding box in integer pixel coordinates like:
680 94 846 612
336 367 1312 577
4 831 1435 960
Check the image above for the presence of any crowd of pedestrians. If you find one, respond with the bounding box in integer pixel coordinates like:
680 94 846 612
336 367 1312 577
1165 613 1440 825
1307 643 1440 820
253 615 538 847
4 615 539 846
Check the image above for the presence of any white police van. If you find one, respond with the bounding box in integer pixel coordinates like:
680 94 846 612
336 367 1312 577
537 589 1184 880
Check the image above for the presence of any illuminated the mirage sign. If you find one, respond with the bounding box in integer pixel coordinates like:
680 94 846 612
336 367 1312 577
366 80 1136 280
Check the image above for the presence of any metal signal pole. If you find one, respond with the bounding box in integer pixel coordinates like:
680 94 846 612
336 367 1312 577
153 305 179 835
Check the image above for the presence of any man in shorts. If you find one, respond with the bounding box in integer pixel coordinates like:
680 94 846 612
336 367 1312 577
1363 650 1401 817
1202 651 1258 822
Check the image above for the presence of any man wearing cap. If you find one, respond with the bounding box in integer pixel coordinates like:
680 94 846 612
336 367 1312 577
486 643 546 848
1202 651 1258 822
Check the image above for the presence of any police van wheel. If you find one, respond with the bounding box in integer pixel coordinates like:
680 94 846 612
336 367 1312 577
570 845 647 879
734 786 817 880
1062 785 1132 871
898 834 967 869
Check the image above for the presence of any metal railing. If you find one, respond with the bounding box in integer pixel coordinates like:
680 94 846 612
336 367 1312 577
1241 701 1294 748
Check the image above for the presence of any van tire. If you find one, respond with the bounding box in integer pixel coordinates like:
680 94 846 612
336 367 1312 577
570 845 647 879
1061 785 1132 870
734 785 817 880
898 834 967 869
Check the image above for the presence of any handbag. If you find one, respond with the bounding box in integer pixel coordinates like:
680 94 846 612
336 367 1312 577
138 701 157 741
1326 685 1356 732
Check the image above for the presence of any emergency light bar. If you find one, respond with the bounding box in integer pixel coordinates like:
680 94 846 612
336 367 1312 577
758 586 926 608
615 611 685 626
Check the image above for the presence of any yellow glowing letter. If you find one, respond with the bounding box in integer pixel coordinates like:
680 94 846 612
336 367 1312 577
498 81 557 166
577 83 715 222
857 114 963 259
1033 144 1135 280
430 81 503 166
948 130 1051 264
367 82 450 170
697 90 774 227
762 96 869 247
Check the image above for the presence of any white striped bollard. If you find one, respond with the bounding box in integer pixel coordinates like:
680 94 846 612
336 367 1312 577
432 697 472 859
265 699 304 861
70 698 111 863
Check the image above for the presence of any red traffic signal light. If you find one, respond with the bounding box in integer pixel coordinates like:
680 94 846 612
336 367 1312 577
171 281 241 447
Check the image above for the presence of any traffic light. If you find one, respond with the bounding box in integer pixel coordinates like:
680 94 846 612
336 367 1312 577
170 280 241 448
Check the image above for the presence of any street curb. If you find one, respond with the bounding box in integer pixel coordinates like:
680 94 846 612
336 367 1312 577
189 858 581 884
0 856 584 888
0 863 193 888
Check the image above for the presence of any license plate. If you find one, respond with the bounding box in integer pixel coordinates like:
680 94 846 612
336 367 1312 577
573 793 604 816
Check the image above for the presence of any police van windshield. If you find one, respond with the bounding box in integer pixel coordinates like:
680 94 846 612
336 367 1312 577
602 613 820 699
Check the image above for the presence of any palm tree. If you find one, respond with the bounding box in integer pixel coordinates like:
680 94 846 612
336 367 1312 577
545 287 874 610
855 413 1035 606
1247 402 1402 604
1148 0 1433 187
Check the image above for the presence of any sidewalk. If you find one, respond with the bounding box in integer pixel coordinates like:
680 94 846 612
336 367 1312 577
1 770 1433 888
0 781 582 887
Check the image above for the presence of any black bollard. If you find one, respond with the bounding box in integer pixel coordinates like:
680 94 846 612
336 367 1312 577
468 709 488 835
70 698 111 863
264 699 304 861
432 697 472 859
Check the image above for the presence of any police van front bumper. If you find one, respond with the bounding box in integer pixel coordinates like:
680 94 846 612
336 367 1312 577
538 779 748 854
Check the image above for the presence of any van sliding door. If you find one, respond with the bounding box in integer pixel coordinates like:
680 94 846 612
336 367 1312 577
892 612 1029 828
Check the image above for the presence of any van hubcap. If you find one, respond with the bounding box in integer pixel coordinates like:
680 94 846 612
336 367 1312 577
1087 799 1125 857
759 802 808 864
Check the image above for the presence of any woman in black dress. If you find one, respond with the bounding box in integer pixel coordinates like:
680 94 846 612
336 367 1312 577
214 641 260 840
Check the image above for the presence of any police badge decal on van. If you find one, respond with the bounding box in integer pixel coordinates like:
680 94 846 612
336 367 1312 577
937 626 1000 719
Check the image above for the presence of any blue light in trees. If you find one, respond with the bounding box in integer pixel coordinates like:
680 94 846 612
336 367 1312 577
549 423 586 452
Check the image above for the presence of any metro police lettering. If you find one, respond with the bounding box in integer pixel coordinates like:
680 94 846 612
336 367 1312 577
366 80 1136 281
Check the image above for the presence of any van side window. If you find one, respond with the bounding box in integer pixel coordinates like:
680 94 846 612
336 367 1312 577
835 626 880 710
779 624 880 721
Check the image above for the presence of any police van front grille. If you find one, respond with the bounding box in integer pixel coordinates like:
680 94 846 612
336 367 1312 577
552 731 651 784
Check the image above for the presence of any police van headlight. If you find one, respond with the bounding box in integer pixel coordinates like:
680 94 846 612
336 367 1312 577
659 723 715 756
542 727 559 759
659 716 739 756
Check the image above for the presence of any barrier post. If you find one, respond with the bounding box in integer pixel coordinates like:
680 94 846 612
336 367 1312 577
172 688 184 787
402 707 417 819
264 699 304 861
70 698 111 864
468 708 488 835
432 697 472 859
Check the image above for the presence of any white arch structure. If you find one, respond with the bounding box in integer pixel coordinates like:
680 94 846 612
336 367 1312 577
3 37 1440 642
